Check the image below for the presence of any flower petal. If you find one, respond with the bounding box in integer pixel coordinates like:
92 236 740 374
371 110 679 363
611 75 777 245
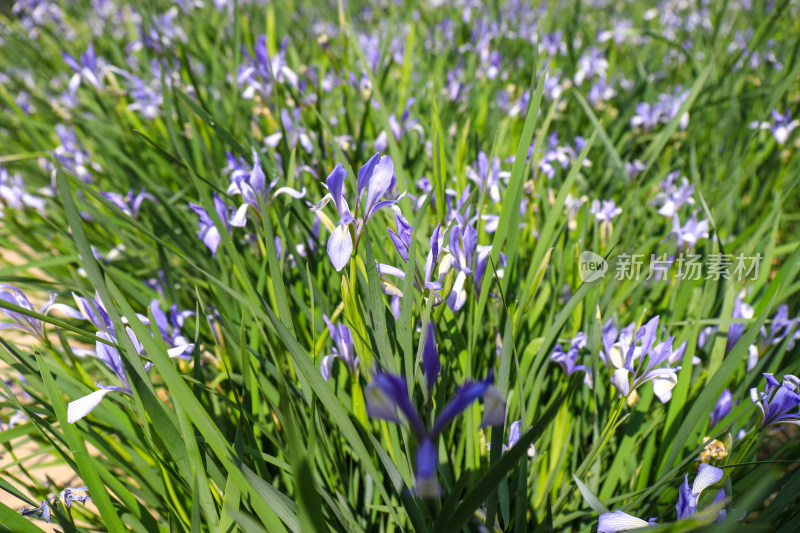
364 156 395 216
415 438 441 498
422 321 441 392
230 204 250 227
692 463 723 497
321 354 337 382
327 224 353 271
480 386 506 427
357 152 380 195
611 367 631 397
67 388 113 423
598 510 651 532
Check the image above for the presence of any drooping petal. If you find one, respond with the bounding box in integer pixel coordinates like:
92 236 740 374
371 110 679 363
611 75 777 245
167 344 194 358
364 382 403 425
608 342 627 370
203 227 223 256
692 463 724 498
430 373 493 437
321 354 337 382
415 438 441 498
446 271 468 312
651 372 678 403
327 224 353 271
44 301 83 320
67 388 113 423
597 510 652 532
364 372 426 438
230 204 250 227
611 367 631 397
377 263 406 279
480 386 506 427
273 186 306 199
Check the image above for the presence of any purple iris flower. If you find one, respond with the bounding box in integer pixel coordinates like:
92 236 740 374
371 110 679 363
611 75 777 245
749 109 799 145
13 0 71 41
590 199 622 233
71 292 114 335
387 206 413 261
540 31 567 56
444 210 483 312
608 316 681 403
598 19 636 45
238 35 298 99
503 419 535 457
150 299 194 359
136 7 187 53
444 63 471 102
698 292 798 371
538 135 582 180
189 192 231 256
574 47 608 86
99 189 153 218
423 224 447 291
599 319 624 364
375 98 423 152
0 164 46 213
2 410 28 430
466 152 509 204
377 224 449 298
0 284 82 342
312 154 402 271
265 108 315 154
670 211 709 249
58 486 91 509
52 124 102 184
67 300 192 423
126 74 163 119
676 463 724 520
652 171 695 217
587 76 617 106
760 305 799 350
709 389 733 428
625 160 646 179
543 72 565 101
550 332 592 388
67 330 134 423
365 362 504 497
62 44 109 91
20 484 92 523
630 88 689 131
20 500 51 523
227 148 305 228
597 510 656 532
750 373 800 428
320 315 357 381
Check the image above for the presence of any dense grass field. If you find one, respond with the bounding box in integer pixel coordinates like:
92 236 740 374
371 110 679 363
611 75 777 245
1 0 800 531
